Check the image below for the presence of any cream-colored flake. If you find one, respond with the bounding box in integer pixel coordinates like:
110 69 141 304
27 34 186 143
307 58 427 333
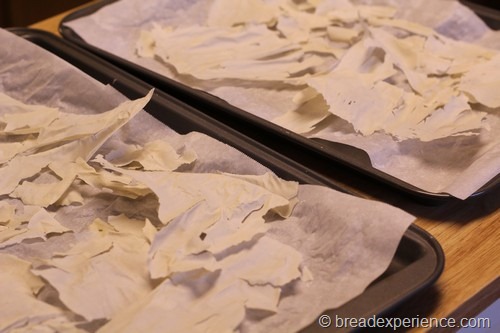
332 37 396 81
369 27 431 94
197 50 330 82
7 204 41 229
0 228 26 245
107 139 197 171
276 15 310 42
108 214 150 239
0 145 70 196
0 207 69 249
207 0 277 27
99 233 305 333
286 0 318 12
334 37 371 72
8 317 87 333
10 161 79 207
273 94 330 134
52 225 112 258
97 276 247 333
151 24 296 74
55 186 85 206
142 218 157 244
136 29 156 58
0 92 58 134
92 157 204 226
94 155 299 281
413 95 486 141
221 172 299 212
326 5 396 23
133 1 494 143
306 72 404 135
141 24 335 82
149 198 260 275
0 254 64 332
327 26 362 43
293 86 320 105
314 0 355 15
147 202 221 278
383 92 426 139
221 235 303 286
0 142 26 165
425 35 496 74
26 207 70 235
367 17 435 37
301 265 314 282
36 90 153 148
460 54 500 108
279 2 332 32
34 219 152 321
417 51 452 75
301 36 345 60
94 156 297 229
198 197 270 254
0 91 153 197
0 201 16 224
75 158 151 199
243 284 281 312
358 5 397 19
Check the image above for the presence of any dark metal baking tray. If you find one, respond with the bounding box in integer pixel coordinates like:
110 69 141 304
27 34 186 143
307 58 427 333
58 0 500 203
9 28 444 332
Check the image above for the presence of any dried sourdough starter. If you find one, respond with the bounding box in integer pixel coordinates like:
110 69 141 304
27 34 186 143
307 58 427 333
64 0 500 198
0 28 413 333
136 0 498 142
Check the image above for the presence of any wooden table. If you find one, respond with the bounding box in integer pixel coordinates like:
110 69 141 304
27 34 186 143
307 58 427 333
28 4 499 332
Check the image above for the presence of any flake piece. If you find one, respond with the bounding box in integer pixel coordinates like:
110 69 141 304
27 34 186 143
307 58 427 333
106 139 197 171
306 72 404 135
0 254 64 331
10 162 79 207
0 201 16 224
412 95 486 141
98 234 305 333
207 0 277 27
273 94 330 134
0 208 69 249
327 26 362 43
460 54 500 108
34 219 152 321
74 158 151 199
138 24 333 82
0 91 153 197
0 92 58 135
367 17 435 36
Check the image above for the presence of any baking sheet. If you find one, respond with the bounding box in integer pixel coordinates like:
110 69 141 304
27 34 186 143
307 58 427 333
2 28 444 332
60 0 500 201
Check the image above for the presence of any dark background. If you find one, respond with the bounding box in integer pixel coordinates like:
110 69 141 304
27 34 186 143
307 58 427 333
461 0 500 10
0 0 92 27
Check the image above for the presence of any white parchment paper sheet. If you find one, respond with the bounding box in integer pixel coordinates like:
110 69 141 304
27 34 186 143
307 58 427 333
0 28 414 332
64 0 500 199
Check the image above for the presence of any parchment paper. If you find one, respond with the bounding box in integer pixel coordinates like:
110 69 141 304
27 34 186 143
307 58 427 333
0 28 414 332
63 0 500 199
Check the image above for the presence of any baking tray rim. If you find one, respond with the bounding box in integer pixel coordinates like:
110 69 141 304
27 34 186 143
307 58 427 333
8 27 445 332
